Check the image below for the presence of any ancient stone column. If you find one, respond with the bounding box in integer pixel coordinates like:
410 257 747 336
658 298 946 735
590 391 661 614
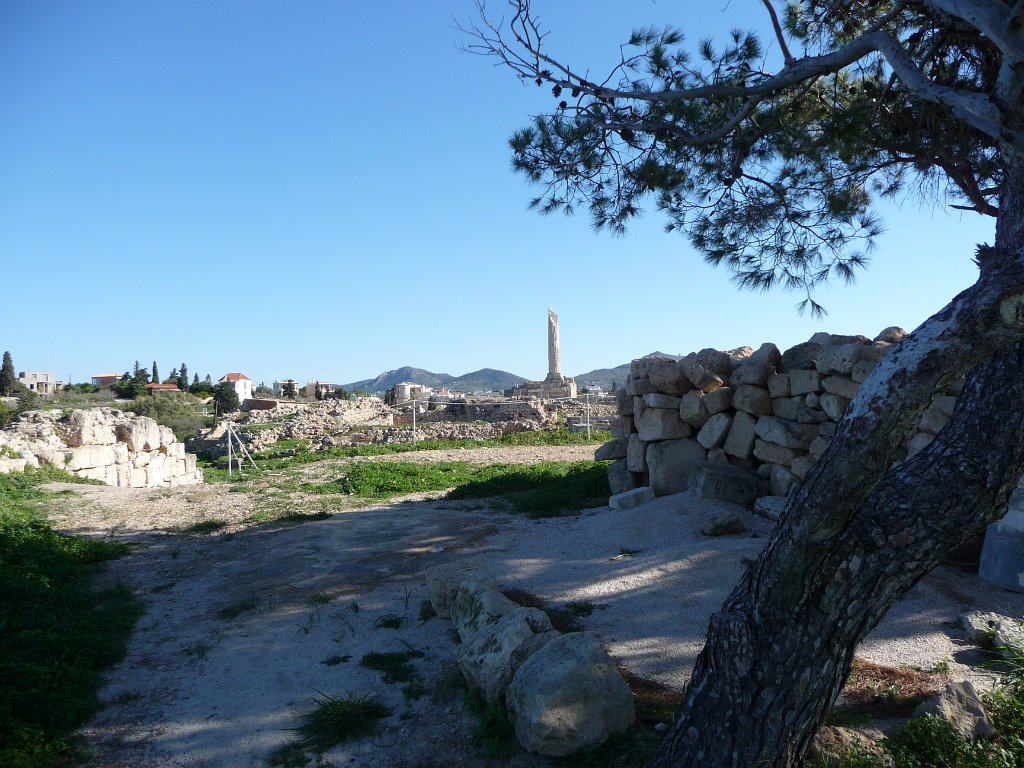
548 307 561 378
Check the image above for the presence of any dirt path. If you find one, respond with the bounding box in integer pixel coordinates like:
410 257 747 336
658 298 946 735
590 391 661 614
45 445 1024 767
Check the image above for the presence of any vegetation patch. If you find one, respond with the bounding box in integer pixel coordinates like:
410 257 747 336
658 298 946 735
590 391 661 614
465 687 516 759
840 658 941 716
0 469 143 767
374 613 405 630
290 691 391 753
359 649 424 684
186 519 228 534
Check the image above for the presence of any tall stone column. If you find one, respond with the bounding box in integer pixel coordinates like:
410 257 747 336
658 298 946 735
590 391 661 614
548 307 561 378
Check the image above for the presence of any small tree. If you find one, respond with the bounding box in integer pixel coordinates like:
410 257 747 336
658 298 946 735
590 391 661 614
214 382 241 414
178 363 189 391
151 361 159 385
0 351 17 396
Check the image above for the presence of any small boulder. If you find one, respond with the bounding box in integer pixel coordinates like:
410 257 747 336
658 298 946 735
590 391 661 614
701 511 746 536
913 680 995 739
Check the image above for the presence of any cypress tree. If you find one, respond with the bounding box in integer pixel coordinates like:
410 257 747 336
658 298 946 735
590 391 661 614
0 351 17 396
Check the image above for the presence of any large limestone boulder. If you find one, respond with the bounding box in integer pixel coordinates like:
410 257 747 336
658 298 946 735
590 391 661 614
506 633 634 756
913 681 995 738
64 409 117 447
646 438 706 496
425 559 493 619
457 606 557 704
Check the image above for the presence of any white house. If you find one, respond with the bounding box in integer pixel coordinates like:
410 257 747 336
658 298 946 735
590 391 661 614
219 372 253 403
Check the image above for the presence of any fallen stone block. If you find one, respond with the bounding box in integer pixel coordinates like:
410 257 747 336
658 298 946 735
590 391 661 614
723 411 757 460
701 511 746 536
770 465 796 496
688 461 757 506
594 438 628 461
606 459 638 496
755 416 817 449
696 412 732 450
820 393 851 421
732 385 772 416
822 375 860 400
754 495 788 521
703 387 733 415
789 369 822 396
914 681 994 739
635 408 692 442
609 486 656 510
647 438 706 496
678 390 710 428
506 633 634 756
626 435 648 473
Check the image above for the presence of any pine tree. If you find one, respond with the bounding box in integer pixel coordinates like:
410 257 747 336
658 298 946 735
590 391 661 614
0 351 16 396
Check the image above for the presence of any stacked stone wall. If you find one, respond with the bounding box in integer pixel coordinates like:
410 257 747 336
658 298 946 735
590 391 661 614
598 328 962 504
0 408 203 488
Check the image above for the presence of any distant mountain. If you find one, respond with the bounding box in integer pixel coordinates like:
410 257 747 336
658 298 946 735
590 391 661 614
342 366 527 394
574 352 671 390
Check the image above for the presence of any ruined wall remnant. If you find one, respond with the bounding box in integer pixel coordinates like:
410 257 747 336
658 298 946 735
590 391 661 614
599 328 962 508
0 408 203 488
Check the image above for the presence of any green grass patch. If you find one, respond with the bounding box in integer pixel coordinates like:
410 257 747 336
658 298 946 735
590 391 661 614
289 691 391 754
374 613 405 630
186 519 228 534
327 459 609 517
200 427 611 482
0 469 143 767
359 649 424 684
465 687 515 759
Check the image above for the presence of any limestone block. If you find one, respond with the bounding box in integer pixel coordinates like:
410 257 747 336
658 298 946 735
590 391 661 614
134 450 151 467
796 406 828 424
457 606 557 705
636 408 691 442
168 442 186 459
646 438 706 496
703 387 733 415
729 362 775 388
647 359 692 396
609 486 656 510
626 435 648 473
116 419 162 451
726 346 754 366
595 439 628 461
748 342 782 368
630 355 678 380
757 462 774 480
851 358 877 384
631 398 647 422
707 448 729 465
755 416 817 449
452 579 520 640
696 413 732 450
77 466 107 482
643 393 682 410
771 396 802 421
753 439 801 466
610 416 632 439
115 464 131 487
688 462 757 505
809 436 832 460
129 467 148 488
874 326 906 344
767 373 791 399
695 348 734 377
780 341 823 372
426 559 493 619
0 457 27 474
789 369 822 396
701 511 746 536
822 375 860 400
804 392 820 408
65 410 117 447
820 393 851 421
103 465 118 485
112 442 130 464
506 633 634 756
158 426 174 447
818 421 837 437
770 464 796 496
913 681 994 739
678 391 710 428
625 377 659 396
791 455 817 479
37 450 69 467
723 411 757 460
732 385 772 417
146 463 164 486
175 459 186 477
68 445 115 471
930 394 958 419
616 388 633 416
606 460 638 496
755 496 787 521
906 431 934 459
185 454 197 474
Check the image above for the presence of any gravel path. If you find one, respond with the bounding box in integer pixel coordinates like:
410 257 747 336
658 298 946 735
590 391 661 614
42 444 1024 767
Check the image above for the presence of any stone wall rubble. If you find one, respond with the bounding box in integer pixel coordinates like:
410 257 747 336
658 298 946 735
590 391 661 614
0 408 203 487
600 328 962 507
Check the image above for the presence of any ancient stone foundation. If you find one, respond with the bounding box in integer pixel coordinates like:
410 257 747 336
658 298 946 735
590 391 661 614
600 328 961 509
0 408 203 487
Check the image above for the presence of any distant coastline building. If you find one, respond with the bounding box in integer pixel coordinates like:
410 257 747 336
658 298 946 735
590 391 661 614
273 379 298 398
145 382 181 394
508 308 577 399
92 372 122 387
386 381 428 404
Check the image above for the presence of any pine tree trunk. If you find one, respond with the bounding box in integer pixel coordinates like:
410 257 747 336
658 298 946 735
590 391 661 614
654 159 1024 766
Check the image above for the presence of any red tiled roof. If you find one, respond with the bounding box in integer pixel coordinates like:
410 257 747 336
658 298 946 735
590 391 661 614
221 373 251 382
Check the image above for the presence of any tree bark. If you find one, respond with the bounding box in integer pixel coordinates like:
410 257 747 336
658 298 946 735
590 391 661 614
655 158 1024 766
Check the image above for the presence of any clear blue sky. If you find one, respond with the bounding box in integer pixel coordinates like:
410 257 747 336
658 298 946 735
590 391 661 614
1 1 991 387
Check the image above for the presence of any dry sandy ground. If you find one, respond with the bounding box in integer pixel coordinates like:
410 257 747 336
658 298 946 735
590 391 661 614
42 444 1024 768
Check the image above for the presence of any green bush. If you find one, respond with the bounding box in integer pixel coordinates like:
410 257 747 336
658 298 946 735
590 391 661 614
0 469 142 767
124 391 207 439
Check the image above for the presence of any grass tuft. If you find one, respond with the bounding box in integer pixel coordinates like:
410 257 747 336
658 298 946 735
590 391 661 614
359 649 424 683
292 691 391 752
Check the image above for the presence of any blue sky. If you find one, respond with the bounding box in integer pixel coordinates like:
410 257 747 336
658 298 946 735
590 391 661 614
2 1 991 387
